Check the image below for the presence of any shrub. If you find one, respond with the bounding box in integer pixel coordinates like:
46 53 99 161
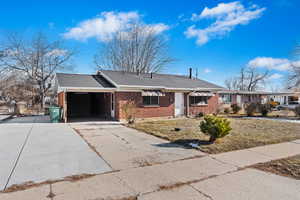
196 112 204 118
245 103 257 116
200 115 232 143
224 108 230 114
258 103 271 117
121 100 137 124
294 105 300 117
231 104 241 114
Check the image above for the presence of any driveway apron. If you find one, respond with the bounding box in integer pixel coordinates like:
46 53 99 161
0 122 112 190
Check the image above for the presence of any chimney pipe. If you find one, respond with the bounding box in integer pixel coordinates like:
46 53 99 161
189 68 192 79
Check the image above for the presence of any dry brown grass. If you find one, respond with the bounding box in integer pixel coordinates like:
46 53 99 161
1 173 97 193
253 155 300 180
129 118 300 154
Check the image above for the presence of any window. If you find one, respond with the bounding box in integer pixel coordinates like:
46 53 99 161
190 96 208 105
221 94 232 104
143 96 159 106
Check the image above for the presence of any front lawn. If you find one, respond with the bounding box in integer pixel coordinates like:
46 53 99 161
129 118 300 154
253 155 300 180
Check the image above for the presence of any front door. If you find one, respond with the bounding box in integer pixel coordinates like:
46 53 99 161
175 93 184 117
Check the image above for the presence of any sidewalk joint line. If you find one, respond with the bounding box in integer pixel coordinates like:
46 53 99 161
189 184 214 200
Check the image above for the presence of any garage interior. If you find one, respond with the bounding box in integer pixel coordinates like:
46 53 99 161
66 92 112 121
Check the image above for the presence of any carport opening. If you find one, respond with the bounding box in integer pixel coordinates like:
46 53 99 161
67 92 113 121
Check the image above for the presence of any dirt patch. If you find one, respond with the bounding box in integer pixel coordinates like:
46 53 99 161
252 155 300 180
129 118 300 154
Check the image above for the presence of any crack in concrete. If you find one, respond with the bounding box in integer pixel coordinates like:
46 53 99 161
4 122 35 191
72 126 114 170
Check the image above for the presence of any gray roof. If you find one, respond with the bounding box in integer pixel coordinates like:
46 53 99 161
100 70 223 90
56 70 224 90
56 73 115 88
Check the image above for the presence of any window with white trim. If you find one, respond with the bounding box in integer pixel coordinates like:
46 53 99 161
143 96 159 106
221 94 232 104
190 96 208 105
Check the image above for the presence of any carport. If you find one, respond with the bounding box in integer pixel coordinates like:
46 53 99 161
56 73 116 122
66 92 114 121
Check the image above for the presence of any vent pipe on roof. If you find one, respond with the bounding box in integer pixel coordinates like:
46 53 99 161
189 68 192 79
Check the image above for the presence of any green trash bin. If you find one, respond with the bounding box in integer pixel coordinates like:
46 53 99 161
49 106 61 123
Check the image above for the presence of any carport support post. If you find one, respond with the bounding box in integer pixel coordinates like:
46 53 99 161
64 92 68 123
186 93 190 117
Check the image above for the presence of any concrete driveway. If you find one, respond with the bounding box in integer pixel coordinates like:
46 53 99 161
71 123 205 170
0 118 112 191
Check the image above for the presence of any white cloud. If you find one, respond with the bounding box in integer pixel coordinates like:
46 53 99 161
204 68 212 73
63 11 169 42
46 49 68 57
144 23 170 34
185 1 266 45
268 73 283 80
247 57 293 71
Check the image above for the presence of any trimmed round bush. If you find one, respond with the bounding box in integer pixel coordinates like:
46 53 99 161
258 103 272 117
231 104 241 114
245 103 257 116
294 105 300 117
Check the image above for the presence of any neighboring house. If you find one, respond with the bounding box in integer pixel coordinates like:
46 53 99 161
266 92 300 105
219 90 300 107
219 90 267 108
55 70 224 122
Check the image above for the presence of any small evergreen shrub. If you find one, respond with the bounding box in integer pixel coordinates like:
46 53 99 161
245 103 257 116
294 105 300 117
231 104 241 114
200 115 232 143
258 103 272 117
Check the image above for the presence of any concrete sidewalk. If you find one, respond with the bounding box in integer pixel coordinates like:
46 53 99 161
0 115 12 122
1 139 300 200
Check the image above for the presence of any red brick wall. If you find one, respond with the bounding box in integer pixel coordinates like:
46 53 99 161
186 93 219 116
115 92 174 120
58 92 65 108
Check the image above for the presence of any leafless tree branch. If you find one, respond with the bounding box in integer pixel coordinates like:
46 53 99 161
95 24 175 73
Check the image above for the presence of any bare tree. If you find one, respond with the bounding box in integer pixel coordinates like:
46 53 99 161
0 71 36 105
95 24 174 73
224 77 240 90
288 44 300 88
224 66 269 91
0 32 74 108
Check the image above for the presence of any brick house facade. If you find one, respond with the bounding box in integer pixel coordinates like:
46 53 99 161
56 70 223 122
115 92 175 120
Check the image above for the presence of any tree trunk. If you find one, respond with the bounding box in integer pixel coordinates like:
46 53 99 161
209 135 217 143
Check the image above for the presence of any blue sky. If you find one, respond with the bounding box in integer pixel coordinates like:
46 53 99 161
0 0 299 89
